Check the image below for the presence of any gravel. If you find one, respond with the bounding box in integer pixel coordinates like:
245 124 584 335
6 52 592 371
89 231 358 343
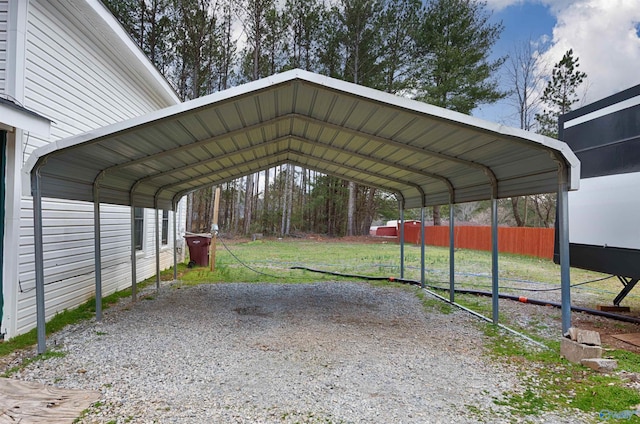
10 281 590 423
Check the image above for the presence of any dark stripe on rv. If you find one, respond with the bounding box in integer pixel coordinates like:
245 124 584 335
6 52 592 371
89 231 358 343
563 103 640 178
554 243 640 280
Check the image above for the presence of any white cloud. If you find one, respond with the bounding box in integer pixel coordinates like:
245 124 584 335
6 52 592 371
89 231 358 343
538 0 640 103
484 0 527 11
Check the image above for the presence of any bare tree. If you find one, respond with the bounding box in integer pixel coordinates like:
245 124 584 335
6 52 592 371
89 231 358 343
505 38 547 226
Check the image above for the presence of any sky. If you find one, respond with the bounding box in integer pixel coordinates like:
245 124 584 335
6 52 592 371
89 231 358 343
473 0 640 126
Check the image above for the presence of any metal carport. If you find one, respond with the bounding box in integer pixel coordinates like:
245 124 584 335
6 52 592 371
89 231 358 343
25 69 580 353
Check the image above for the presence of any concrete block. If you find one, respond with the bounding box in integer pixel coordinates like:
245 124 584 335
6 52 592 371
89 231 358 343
581 358 618 372
561 338 603 364
566 327 601 345
576 329 601 346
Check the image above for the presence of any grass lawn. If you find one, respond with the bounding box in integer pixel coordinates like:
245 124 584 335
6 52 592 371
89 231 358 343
197 236 640 311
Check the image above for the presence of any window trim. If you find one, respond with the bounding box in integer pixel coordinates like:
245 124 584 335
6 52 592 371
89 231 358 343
161 210 169 245
134 207 144 251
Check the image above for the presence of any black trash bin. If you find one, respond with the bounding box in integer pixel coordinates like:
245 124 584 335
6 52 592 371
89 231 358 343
184 235 211 267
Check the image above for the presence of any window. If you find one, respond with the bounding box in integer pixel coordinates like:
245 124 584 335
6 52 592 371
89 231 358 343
134 207 144 251
161 210 169 245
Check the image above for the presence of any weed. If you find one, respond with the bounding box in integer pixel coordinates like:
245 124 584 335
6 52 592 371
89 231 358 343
572 375 640 413
415 289 453 314
0 264 180 360
2 349 66 377
495 388 550 416
482 322 640 420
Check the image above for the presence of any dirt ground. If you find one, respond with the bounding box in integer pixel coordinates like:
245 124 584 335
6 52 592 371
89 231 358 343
225 234 640 354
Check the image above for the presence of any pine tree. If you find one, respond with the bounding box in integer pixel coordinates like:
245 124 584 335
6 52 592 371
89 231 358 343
416 0 505 114
535 49 587 138
415 0 504 225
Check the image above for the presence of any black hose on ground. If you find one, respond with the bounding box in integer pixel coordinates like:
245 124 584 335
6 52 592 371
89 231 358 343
291 266 640 326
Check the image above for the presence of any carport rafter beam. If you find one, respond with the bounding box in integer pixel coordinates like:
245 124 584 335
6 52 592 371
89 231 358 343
131 135 293 189
95 114 293 179
294 114 498 195
170 158 404 209
286 159 404 198
154 150 421 206
282 151 427 200
153 153 290 200
289 136 455 198
134 134 453 201
95 111 494 202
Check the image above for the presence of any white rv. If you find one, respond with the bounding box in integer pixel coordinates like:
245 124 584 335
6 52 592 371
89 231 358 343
558 84 640 305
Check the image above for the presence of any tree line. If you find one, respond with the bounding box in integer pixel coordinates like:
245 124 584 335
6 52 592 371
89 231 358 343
103 0 586 235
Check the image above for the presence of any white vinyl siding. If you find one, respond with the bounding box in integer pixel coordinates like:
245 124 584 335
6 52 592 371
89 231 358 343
6 0 182 337
0 0 7 93
21 0 173 158
16 199 184 335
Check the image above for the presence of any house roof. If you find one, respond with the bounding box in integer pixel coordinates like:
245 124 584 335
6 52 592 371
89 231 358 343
25 69 580 211
0 97 51 137
66 0 180 105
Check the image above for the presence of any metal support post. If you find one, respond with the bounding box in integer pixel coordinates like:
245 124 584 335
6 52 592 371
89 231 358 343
558 171 572 334
93 185 102 321
399 205 405 279
31 170 46 354
130 203 137 302
491 197 499 324
155 208 160 290
449 204 455 303
173 203 178 281
420 206 425 289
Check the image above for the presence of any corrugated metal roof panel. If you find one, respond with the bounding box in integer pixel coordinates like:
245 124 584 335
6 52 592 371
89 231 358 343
25 69 580 210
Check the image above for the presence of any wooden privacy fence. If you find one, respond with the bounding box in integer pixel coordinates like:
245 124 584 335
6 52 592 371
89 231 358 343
400 222 555 259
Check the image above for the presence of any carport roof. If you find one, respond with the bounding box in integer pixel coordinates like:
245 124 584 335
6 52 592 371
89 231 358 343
25 69 580 210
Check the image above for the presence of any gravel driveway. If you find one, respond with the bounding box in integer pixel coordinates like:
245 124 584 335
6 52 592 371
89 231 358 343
11 282 585 423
